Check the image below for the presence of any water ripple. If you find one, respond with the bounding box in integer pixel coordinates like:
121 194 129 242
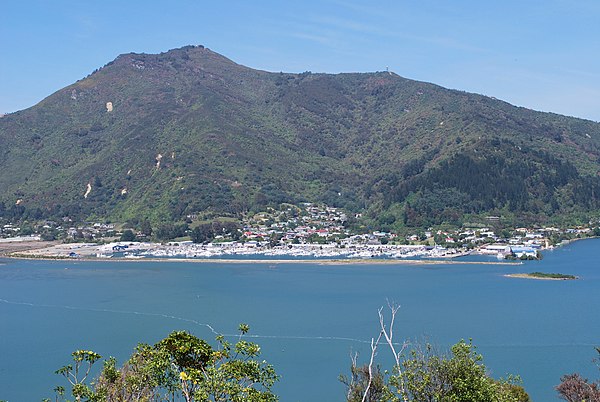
0 298 371 344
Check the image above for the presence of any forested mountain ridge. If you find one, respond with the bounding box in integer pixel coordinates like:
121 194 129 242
1 45 599 228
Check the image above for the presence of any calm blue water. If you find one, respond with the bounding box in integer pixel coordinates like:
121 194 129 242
1 239 599 401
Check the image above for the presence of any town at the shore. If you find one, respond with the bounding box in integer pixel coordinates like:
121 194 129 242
2 203 599 261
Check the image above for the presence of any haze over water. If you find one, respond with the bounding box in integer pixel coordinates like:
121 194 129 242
1 239 599 401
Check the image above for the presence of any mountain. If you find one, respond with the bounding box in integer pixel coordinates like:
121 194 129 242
1 45 599 228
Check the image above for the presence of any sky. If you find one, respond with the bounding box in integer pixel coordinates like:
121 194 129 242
1 0 599 121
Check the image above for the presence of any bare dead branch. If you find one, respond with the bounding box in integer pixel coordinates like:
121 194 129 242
362 330 384 402
346 351 359 401
378 302 409 402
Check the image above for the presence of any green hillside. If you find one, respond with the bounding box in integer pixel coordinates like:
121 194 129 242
1 45 599 228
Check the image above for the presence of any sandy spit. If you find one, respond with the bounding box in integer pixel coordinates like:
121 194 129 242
504 273 578 281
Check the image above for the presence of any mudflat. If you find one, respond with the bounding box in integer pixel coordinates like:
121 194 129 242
0 240 59 256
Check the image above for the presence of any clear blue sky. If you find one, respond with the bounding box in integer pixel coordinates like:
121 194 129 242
2 0 599 121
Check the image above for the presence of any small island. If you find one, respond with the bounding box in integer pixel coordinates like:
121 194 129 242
505 272 578 281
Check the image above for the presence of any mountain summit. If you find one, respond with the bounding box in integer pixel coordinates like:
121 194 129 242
1 45 599 227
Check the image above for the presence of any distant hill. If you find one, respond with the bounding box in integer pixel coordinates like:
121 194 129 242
1 45 599 228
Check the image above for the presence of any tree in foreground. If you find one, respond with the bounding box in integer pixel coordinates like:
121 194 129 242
49 325 278 402
51 350 102 402
555 347 600 402
341 303 530 402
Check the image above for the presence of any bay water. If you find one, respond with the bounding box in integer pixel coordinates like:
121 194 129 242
1 239 599 401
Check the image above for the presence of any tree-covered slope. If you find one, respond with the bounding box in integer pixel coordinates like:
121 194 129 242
1 45 599 226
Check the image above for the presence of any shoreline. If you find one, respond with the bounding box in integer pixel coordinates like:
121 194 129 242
1 240 524 266
554 235 598 248
3 253 522 266
0 238 527 266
